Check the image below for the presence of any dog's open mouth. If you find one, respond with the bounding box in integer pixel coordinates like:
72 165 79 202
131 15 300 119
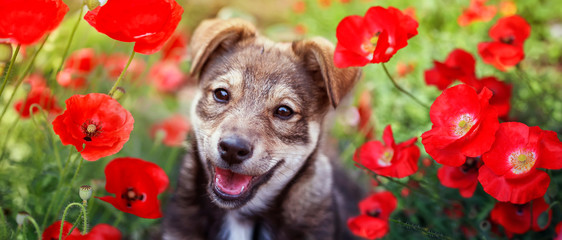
214 167 254 196
210 160 284 205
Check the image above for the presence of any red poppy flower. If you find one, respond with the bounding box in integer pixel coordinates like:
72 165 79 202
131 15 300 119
15 75 62 118
79 224 121 240
556 222 562 240
42 221 80 240
161 32 188 62
148 61 185 93
334 6 418 67
422 84 499 167
424 49 479 90
102 53 146 80
347 191 397 239
490 197 551 235
84 0 184 55
437 157 482 198
478 15 531 71
354 125 419 178
98 157 169 218
42 221 121 240
478 122 562 204
52 93 134 161
478 42 524 72
458 0 497 26
65 48 98 73
0 0 68 45
475 76 512 119
489 15 530 47
56 69 88 89
150 114 190 147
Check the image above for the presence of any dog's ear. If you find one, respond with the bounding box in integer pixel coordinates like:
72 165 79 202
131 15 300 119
292 37 362 108
189 18 257 78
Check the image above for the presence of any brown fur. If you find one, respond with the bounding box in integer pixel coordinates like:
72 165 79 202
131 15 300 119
162 18 362 240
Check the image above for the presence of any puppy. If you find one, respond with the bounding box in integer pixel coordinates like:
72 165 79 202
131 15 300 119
163 18 362 240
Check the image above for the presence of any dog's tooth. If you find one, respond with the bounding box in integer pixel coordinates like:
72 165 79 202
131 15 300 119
241 186 244 192
215 177 219 184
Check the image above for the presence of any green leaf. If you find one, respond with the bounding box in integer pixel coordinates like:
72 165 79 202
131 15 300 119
536 211 550 229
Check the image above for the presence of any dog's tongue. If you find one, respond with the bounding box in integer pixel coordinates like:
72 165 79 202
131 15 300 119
215 167 252 195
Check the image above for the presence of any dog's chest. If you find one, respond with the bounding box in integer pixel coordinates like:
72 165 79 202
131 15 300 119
219 213 273 240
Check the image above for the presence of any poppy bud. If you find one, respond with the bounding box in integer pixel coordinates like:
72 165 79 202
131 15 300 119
85 0 100 10
80 185 93 203
16 212 29 226
0 43 12 63
479 220 491 232
111 87 126 100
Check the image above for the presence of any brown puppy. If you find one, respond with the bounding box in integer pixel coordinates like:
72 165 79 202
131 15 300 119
163 18 362 240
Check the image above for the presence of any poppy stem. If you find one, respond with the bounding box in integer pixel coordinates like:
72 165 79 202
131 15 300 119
108 48 136 97
388 218 454 240
0 36 49 124
381 63 429 109
21 215 41 240
54 4 85 77
0 44 21 99
59 202 88 240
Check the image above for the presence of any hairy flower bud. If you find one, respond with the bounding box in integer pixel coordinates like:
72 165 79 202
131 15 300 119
80 185 93 202
15 211 29 226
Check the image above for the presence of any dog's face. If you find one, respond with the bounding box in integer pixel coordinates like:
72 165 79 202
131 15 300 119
188 19 360 211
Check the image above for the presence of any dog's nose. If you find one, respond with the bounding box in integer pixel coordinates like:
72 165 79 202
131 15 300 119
218 137 253 164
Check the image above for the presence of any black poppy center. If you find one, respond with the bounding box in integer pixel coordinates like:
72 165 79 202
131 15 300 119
500 35 515 45
367 209 381 218
460 157 479 173
121 187 145 208
515 204 526 216
81 120 102 142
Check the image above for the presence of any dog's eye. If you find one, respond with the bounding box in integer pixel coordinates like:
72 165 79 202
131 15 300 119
274 105 294 120
213 88 229 103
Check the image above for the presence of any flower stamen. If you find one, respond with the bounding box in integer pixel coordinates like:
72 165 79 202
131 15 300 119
81 119 102 142
377 149 394 167
452 114 476 137
361 32 381 54
121 187 146 208
508 149 537 175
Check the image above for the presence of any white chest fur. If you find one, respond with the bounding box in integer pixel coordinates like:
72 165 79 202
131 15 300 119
220 213 254 240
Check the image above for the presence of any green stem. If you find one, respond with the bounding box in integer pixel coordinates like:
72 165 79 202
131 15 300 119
389 218 454 240
381 63 429 109
0 36 49 124
59 202 88 240
66 211 83 237
0 44 21 99
165 147 181 173
108 48 135 96
55 5 85 76
23 215 41 240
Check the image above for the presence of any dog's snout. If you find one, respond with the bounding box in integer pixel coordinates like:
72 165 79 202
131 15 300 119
218 137 253 164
